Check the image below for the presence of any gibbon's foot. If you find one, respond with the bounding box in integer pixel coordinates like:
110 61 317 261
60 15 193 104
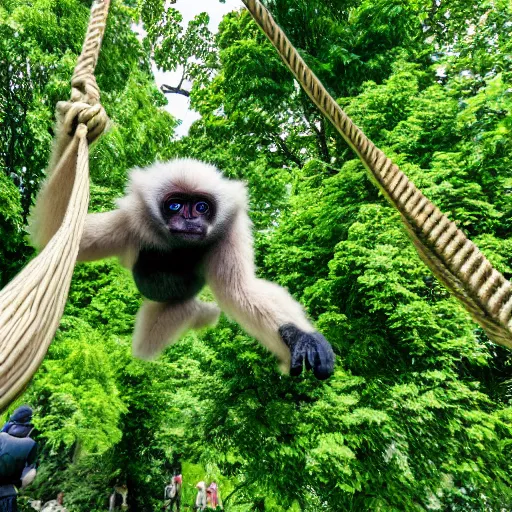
279 324 335 380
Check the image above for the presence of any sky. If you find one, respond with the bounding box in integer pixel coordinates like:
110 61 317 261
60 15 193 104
151 0 244 137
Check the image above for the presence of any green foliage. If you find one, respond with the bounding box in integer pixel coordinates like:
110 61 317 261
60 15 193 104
0 169 28 286
140 1 217 88
90 69 178 192
26 318 126 455
1 0 512 510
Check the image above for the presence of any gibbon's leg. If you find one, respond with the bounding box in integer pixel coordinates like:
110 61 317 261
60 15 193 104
132 299 221 359
206 213 335 379
29 101 107 250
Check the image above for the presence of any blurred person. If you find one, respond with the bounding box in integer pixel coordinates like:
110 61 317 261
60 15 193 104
163 474 182 512
206 482 221 510
194 481 206 511
0 405 38 512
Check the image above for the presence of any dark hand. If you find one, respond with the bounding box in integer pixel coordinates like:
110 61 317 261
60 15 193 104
279 324 335 380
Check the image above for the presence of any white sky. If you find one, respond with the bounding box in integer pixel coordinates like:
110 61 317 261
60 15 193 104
151 0 244 137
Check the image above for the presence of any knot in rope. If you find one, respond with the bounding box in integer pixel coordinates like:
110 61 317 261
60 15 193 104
70 73 101 104
56 100 108 144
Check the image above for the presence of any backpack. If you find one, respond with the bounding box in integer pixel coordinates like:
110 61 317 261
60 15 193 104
0 432 36 483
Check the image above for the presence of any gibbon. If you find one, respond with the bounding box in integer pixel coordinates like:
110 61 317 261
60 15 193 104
30 107 335 380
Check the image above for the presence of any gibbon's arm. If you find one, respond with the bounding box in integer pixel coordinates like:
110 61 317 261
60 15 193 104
28 132 82 250
29 101 106 251
29 155 130 261
31 155 132 261
206 212 335 379
77 210 132 262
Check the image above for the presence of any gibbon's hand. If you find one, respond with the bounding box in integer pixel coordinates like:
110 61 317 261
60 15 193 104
56 101 108 143
279 324 335 380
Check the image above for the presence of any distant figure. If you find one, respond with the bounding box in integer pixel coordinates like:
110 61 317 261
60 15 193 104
109 484 128 511
194 481 207 511
164 474 182 512
0 405 38 512
28 500 42 511
108 492 117 512
40 492 67 512
206 482 221 509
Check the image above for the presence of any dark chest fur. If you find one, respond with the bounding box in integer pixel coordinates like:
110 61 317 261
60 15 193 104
132 246 210 303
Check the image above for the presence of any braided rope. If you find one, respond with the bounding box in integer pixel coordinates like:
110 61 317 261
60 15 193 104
0 0 110 411
242 0 512 349
72 1 109 103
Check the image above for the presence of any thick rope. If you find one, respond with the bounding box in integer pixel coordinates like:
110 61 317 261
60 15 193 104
242 0 512 349
0 0 110 411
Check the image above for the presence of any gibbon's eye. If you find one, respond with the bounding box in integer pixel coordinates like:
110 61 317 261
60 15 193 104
195 201 210 214
164 199 182 213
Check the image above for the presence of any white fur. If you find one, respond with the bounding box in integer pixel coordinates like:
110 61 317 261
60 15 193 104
30 121 316 372
132 299 220 359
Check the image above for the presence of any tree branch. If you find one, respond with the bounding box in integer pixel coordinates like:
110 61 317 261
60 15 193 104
316 117 330 163
271 134 303 167
222 478 254 506
299 94 331 164
160 84 190 97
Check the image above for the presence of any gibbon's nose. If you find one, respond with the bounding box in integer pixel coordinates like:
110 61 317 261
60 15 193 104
181 203 196 219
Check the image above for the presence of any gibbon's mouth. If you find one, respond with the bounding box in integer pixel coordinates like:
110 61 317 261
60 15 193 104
169 228 205 237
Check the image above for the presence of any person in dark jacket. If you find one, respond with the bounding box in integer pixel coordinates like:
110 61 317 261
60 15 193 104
0 405 38 512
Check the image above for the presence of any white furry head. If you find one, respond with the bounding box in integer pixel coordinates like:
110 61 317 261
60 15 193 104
119 158 248 247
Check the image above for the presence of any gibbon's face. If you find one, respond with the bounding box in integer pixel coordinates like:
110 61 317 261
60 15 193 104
161 193 214 243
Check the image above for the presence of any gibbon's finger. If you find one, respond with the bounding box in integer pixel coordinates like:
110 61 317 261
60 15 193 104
62 102 90 136
305 343 316 372
290 358 305 377
87 122 105 143
305 331 335 380
282 324 313 376
77 103 101 124
280 324 304 375
310 334 335 381
290 341 307 377
56 101 72 116
85 111 103 133
85 109 108 142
